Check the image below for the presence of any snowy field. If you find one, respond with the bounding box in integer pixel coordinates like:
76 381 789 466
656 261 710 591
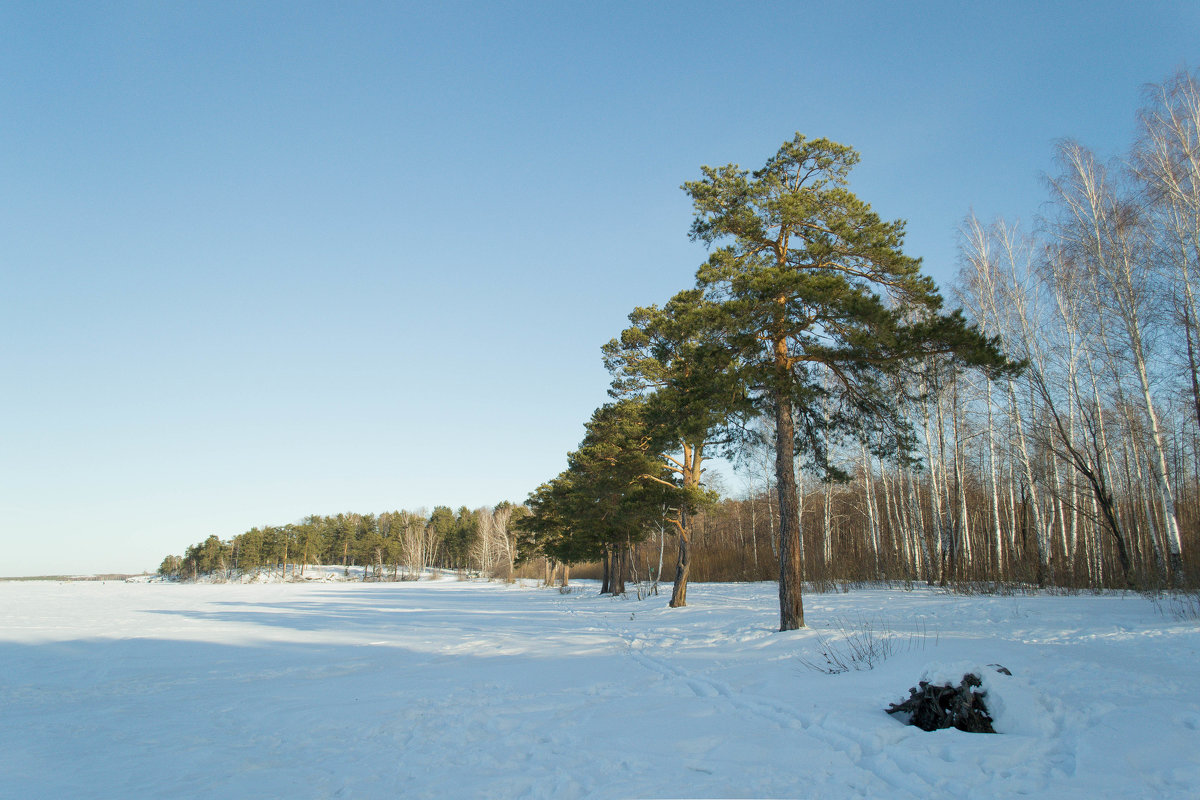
2 576 1198 799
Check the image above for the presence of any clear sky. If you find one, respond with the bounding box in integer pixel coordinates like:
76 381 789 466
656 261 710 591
2 1 1197 575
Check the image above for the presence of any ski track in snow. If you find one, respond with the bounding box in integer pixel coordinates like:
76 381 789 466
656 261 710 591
580 594 1021 799
602 609 944 797
1 576 1198 799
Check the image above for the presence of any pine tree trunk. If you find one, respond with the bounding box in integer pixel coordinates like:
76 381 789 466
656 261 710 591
774 391 805 631
670 443 703 607
611 545 627 596
670 518 691 608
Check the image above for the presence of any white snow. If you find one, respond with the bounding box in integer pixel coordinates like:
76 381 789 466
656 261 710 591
2 578 1197 799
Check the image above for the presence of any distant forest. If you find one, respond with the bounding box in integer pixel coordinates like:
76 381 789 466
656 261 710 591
159 505 527 582
165 70 1200 627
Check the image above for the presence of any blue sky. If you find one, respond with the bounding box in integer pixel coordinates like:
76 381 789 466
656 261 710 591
3 1 1197 575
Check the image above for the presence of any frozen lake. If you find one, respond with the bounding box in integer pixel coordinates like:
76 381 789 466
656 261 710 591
2 577 1198 798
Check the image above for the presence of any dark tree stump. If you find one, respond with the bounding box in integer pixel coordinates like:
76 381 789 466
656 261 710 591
886 672 997 733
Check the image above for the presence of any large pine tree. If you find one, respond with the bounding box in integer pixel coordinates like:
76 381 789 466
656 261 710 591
603 288 749 606
684 134 1013 630
518 399 675 594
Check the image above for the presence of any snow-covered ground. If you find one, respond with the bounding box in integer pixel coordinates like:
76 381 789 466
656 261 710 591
2 576 1197 799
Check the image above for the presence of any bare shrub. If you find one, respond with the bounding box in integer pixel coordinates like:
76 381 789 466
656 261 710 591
798 615 936 674
1145 590 1200 621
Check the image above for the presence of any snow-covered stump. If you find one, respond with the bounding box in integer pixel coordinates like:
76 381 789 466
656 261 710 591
886 668 1009 733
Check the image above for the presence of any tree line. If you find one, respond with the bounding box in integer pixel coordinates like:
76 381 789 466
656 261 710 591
516 68 1200 628
159 504 527 581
